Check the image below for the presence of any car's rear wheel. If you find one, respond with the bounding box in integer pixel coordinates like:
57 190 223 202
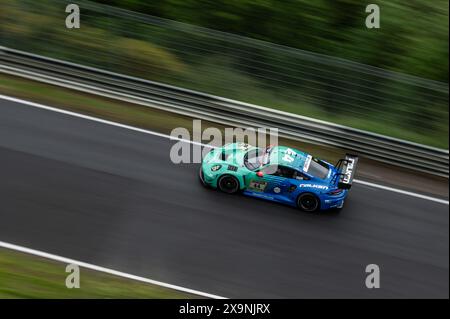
297 193 320 212
218 175 240 194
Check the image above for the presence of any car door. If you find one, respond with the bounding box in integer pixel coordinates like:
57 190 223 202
245 165 292 200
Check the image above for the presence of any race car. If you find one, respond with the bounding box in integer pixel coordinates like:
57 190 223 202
199 143 358 212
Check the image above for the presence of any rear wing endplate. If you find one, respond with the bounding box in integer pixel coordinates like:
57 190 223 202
337 154 359 189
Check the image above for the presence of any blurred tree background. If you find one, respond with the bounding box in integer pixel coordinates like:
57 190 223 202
92 0 449 82
0 0 448 148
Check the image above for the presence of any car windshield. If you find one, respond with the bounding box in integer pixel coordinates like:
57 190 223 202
306 158 330 179
244 149 269 170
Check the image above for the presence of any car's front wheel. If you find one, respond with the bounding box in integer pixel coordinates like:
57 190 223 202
297 193 320 212
218 175 240 194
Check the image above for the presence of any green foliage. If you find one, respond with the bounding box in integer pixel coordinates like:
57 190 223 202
94 0 449 82
0 249 193 298
0 1 187 77
113 38 186 78
0 0 447 148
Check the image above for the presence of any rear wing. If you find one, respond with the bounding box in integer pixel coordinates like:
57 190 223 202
336 154 359 190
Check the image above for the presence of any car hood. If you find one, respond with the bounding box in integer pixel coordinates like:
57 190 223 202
203 143 255 166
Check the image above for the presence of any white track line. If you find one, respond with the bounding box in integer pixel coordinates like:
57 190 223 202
0 93 448 206
354 179 448 205
0 241 227 299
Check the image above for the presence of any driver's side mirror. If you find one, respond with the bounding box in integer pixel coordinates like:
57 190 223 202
257 171 264 178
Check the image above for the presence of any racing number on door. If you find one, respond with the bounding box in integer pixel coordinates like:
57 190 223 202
249 180 268 192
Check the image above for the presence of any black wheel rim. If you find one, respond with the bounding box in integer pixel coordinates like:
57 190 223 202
299 195 318 212
219 176 238 193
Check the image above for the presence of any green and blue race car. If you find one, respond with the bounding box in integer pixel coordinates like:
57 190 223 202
199 143 358 212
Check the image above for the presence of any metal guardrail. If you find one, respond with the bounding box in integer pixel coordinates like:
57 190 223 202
0 46 448 177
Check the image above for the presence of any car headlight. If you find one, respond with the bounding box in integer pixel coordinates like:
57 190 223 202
211 165 222 172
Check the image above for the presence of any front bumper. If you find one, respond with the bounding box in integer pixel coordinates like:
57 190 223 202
199 166 207 185
199 166 217 188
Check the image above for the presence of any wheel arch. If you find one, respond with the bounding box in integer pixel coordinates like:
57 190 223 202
296 191 321 212
217 173 242 194
220 172 246 189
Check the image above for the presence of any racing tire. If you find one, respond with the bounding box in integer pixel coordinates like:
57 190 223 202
218 175 240 194
297 193 320 212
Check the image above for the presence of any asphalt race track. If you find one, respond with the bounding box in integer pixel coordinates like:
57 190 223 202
0 98 448 298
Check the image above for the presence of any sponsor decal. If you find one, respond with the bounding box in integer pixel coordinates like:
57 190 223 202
303 155 312 172
249 180 268 192
342 158 355 184
282 148 297 163
273 187 281 194
327 169 332 179
300 184 329 190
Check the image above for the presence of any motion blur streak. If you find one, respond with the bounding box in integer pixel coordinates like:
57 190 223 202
0 94 447 205
2 0 448 149
0 97 448 298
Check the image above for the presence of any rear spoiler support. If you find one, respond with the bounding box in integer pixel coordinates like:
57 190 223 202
335 154 359 190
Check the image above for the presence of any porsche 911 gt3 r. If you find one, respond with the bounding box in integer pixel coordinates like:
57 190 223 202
199 143 358 212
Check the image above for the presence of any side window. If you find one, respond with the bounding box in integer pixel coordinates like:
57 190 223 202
260 165 310 180
274 166 296 179
260 165 278 175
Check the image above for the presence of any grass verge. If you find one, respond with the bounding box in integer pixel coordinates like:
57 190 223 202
0 248 196 299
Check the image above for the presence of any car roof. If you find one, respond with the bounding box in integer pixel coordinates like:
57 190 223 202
269 146 310 170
